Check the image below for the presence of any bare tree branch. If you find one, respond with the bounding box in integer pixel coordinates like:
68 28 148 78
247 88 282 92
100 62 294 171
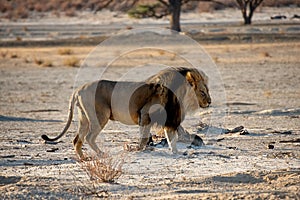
157 0 170 7
94 0 114 13
185 0 227 6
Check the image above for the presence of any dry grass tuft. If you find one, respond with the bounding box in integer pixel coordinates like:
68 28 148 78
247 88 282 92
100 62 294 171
213 56 220 63
10 52 19 59
33 57 44 65
58 48 73 55
63 57 80 67
264 90 272 97
33 57 53 67
0 50 8 58
261 51 271 58
42 59 53 67
65 8 77 17
15 36 22 41
80 153 124 183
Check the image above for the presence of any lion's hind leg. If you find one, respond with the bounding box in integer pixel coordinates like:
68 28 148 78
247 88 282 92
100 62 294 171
73 109 89 160
84 106 110 157
75 90 109 158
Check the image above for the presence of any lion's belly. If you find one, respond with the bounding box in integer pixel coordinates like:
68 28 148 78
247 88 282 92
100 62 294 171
110 104 139 125
109 82 145 125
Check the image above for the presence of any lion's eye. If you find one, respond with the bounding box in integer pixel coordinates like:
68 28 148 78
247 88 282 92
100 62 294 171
201 91 206 97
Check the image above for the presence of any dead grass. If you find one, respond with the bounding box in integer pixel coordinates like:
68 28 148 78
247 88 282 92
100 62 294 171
212 56 220 63
260 51 271 58
58 48 73 55
33 57 53 67
65 8 77 17
264 90 273 98
41 59 53 67
63 57 80 67
15 36 22 41
0 50 8 58
80 153 124 183
9 52 19 59
33 57 43 65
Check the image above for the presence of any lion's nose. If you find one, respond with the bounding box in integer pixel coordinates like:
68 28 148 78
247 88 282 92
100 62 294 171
207 97 211 105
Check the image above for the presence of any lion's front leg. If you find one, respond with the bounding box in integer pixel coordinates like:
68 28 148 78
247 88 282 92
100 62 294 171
137 106 152 151
164 127 178 154
138 125 151 150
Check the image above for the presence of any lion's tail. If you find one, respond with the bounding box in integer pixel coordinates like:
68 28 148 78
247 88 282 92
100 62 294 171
41 92 76 142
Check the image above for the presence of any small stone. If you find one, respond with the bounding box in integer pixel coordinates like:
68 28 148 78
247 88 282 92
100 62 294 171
230 126 244 133
191 135 204 146
1 155 15 159
281 131 292 135
23 162 34 166
240 130 249 135
46 148 59 152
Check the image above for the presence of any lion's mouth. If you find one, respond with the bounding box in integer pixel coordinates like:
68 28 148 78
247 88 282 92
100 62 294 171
199 102 210 108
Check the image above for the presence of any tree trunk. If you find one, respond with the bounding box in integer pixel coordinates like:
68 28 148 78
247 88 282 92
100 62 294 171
244 16 252 24
169 0 181 32
237 0 264 25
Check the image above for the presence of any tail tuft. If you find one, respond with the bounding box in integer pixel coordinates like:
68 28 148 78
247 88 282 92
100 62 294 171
41 134 52 141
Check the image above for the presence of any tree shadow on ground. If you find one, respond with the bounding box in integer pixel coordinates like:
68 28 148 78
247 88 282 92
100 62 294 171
212 173 263 184
0 115 62 123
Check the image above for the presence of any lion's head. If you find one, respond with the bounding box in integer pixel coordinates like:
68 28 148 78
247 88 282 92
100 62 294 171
184 68 211 108
146 67 211 113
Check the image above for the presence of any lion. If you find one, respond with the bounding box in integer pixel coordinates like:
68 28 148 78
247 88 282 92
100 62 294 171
42 67 211 159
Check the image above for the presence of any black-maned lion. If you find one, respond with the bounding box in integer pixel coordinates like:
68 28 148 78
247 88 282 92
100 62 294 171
42 67 211 159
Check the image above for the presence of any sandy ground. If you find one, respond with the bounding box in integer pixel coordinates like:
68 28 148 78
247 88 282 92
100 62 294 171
0 37 299 199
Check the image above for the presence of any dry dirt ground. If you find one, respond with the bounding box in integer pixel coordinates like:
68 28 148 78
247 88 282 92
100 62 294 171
0 39 299 199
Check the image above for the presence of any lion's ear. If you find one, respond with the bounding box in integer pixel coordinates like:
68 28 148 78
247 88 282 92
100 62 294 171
186 72 195 85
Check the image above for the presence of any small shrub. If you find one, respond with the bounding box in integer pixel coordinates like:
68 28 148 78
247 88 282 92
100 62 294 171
42 59 53 67
261 52 271 58
264 90 272 97
80 153 124 183
34 57 43 65
22 26 28 32
34 3 44 12
78 35 87 40
16 36 22 41
10 52 19 59
65 8 77 17
15 7 29 19
0 50 8 58
63 57 80 67
58 48 73 55
213 56 220 63
128 3 162 19
0 2 11 13
24 57 31 63
33 57 53 67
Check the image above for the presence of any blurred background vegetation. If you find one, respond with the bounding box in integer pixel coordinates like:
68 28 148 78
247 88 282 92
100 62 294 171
1 0 298 20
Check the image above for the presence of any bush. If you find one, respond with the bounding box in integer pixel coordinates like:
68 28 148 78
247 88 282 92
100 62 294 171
128 3 162 19
33 57 53 67
63 57 80 67
58 48 73 55
80 153 124 183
